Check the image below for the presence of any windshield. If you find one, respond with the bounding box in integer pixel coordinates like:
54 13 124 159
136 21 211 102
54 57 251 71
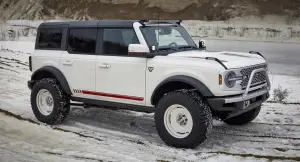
140 25 197 52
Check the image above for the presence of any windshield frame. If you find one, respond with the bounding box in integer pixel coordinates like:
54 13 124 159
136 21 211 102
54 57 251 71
139 24 197 53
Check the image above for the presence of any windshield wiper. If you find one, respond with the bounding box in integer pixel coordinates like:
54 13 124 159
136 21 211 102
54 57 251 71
157 47 178 52
178 45 197 49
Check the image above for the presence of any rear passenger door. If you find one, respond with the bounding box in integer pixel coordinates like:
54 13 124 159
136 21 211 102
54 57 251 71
60 28 97 98
95 28 147 105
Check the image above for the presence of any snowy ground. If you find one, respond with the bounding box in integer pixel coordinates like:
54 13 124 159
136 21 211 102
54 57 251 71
183 16 300 43
0 40 300 161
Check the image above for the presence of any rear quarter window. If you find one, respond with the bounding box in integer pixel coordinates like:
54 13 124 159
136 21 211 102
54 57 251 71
36 28 63 49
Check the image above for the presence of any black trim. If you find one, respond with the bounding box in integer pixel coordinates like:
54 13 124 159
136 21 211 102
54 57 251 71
205 57 228 70
31 66 72 95
249 51 266 60
128 52 157 58
207 93 269 112
29 56 32 71
71 97 155 113
27 80 35 90
151 75 214 105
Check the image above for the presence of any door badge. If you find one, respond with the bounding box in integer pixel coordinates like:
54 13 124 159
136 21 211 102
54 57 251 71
148 67 154 72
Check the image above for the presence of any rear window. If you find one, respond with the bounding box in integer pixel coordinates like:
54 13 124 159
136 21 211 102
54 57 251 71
37 28 63 49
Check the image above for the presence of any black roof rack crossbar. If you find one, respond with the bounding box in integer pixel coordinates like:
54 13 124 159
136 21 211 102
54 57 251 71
249 51 266 60
139 20 182 26
205 57 228 70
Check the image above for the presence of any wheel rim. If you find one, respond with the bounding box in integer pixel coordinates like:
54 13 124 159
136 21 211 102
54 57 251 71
36 89 54 116
164 104 193 139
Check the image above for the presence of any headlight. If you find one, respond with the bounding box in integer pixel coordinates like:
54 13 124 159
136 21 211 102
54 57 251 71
224 71 244 88
225 71 237 88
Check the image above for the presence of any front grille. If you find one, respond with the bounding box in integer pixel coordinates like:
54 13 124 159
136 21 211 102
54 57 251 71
240 64 267 88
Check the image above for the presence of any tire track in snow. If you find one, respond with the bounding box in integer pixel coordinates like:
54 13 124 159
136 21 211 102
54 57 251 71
0 109 104 143
39 151 103 162
196 151 300 161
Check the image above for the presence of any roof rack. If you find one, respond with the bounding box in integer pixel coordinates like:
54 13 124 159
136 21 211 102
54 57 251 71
139 20 182 26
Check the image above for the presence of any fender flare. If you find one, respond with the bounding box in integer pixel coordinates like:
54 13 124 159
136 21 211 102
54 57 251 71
31 66 72 95
151 75 214 104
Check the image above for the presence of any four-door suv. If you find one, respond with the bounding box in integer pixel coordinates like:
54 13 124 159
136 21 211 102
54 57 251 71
28 20 270 148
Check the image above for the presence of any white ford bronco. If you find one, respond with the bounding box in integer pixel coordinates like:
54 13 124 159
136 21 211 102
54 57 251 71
28 20 270 148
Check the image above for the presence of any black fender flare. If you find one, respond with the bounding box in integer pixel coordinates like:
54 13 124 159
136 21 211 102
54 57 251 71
151 75 214 105
31 66 72 95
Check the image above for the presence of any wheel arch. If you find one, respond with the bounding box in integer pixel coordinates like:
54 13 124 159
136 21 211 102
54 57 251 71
30 66 72 95
151 75 214 106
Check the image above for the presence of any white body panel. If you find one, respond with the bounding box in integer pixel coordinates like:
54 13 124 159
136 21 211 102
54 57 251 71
95 55 146 105
59 51 96 96
31 50 62 72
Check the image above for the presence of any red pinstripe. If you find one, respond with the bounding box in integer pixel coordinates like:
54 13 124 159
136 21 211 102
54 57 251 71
73 89 144 101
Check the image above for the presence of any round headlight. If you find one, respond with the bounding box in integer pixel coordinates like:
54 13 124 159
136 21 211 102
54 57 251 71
225 71 237 88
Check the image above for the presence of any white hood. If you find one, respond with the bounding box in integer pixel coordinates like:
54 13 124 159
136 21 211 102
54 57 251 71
168 50 267 69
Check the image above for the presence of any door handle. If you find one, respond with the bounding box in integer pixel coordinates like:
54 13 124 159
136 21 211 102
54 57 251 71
98 63 111 69
62 61 73 66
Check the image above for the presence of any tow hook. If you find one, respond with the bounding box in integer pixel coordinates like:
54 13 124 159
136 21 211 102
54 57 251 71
244 100 250 109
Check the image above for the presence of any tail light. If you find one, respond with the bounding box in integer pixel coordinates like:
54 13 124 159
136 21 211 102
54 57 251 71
29 56 32 71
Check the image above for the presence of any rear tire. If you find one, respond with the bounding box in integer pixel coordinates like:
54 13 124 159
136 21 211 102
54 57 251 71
222 106 261 125
154 90 213 149
31 78 70 125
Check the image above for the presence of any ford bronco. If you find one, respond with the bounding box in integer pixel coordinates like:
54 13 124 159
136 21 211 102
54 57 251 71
28 20 270 148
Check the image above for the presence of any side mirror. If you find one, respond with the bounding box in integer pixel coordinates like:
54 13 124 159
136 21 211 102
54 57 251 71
198 39 206 50
128 44 151 57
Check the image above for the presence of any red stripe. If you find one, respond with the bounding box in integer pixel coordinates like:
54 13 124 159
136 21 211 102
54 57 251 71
81 90 144 101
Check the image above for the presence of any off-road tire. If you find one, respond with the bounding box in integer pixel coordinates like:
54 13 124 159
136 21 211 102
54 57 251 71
154 90 213 149
31 78 70 125
222 105 261 125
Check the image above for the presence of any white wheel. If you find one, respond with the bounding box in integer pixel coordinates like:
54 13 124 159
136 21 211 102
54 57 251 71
155 91 212 148
36 89 54 116
164 104 193 138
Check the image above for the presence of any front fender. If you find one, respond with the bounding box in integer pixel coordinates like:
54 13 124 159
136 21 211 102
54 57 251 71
150 75 214 105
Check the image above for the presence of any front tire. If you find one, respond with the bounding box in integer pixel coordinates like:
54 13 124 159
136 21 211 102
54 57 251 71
222 105 261 125
154 91 213 149
31 78 70 125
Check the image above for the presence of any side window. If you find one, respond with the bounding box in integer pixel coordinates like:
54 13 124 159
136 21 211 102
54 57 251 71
102 28 139 55
37 28 62 49
68 28 97 54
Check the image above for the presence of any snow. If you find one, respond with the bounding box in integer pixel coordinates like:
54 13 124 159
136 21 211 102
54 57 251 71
183 16 300 44
0 32 300 161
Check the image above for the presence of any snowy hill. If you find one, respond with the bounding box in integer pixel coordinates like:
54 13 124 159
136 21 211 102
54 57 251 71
1 0 300 20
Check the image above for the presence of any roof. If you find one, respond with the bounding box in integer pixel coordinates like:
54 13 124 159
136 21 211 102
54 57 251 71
38 20 182 28
39 20 138 28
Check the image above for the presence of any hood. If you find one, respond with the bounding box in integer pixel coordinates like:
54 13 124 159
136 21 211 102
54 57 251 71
167 50 267 69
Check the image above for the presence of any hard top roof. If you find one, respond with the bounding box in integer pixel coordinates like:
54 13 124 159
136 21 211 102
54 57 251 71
38 20 181 28
39 20 138 28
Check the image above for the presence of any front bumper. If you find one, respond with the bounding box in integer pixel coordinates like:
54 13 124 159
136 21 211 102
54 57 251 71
207 68 271 118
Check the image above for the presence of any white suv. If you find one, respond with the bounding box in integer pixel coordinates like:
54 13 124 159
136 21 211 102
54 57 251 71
28 20 270 148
